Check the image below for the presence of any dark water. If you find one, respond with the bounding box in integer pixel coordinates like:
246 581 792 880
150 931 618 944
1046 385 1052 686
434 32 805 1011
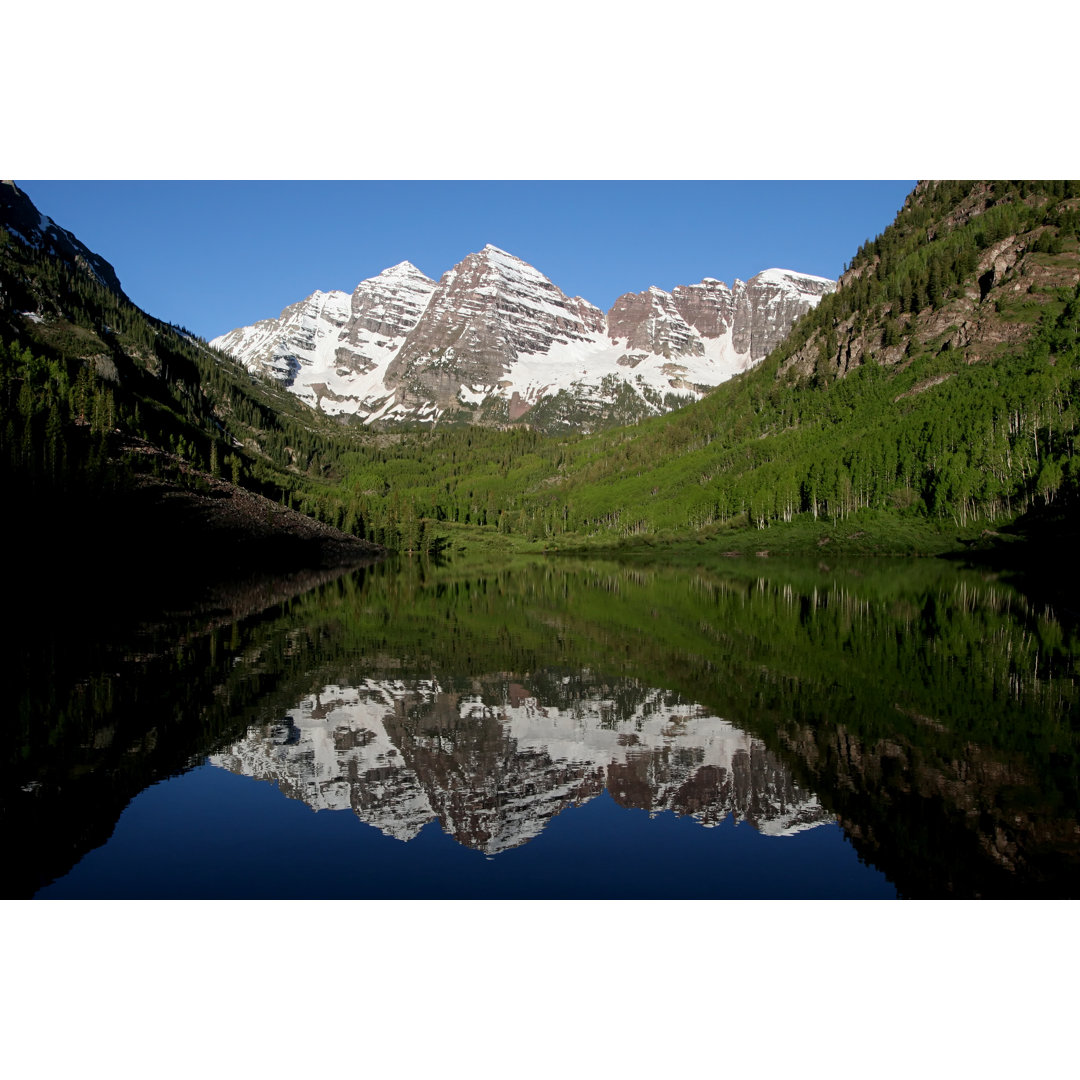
9 555 1079 899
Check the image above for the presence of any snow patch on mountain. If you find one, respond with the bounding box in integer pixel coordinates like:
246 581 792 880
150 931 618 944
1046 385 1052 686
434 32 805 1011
211 262 438 412
210 244 834 429
753 267 836 289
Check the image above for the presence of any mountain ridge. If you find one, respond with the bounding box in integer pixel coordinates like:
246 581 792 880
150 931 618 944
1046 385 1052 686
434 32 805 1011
211 242 834 432
4 179 1077 559
507 180 1080 546
0 180 385 580
1 180 128 300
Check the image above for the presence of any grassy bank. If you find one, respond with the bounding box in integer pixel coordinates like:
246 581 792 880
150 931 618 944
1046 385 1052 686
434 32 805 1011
431 511 1005 563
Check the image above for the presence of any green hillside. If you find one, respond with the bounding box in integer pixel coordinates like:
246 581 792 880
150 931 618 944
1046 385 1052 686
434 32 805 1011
0 189 384 579
338 180 1079 555
3 180 1077 562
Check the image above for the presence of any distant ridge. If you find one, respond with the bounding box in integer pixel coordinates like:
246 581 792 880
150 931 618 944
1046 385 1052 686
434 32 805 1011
211 244 833 432
1 181 128 299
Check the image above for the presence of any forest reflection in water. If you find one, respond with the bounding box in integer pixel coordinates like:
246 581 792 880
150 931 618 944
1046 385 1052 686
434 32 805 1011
13 553 1080 899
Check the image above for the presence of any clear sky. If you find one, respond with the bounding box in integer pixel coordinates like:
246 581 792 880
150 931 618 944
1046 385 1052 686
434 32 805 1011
16 180 915 342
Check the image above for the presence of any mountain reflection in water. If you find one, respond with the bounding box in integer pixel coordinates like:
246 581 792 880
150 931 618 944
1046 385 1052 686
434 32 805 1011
13 554 1080 899
210 677 831 854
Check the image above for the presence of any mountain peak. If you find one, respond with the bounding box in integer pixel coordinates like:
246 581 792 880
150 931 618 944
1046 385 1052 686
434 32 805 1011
208 232 834 428
752 267 836 288
381 259 429 278
475 244 538 275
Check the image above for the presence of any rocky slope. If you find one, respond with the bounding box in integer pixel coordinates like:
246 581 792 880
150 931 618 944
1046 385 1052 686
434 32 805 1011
0 181 128 300
779 181 1080 381
210 261 439 414
211 244 834 432
1 181 387 573
210 674 832 853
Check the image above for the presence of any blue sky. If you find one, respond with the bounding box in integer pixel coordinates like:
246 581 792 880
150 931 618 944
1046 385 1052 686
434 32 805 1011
9 5 1070 349
17 180 914 342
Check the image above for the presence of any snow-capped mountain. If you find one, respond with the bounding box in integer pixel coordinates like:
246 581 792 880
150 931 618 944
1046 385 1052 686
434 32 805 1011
211 245 834 431
210 674 832 854
210 261 438 413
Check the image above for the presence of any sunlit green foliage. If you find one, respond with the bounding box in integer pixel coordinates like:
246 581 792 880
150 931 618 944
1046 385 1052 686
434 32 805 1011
347 182 1080 547
4 180 1078 554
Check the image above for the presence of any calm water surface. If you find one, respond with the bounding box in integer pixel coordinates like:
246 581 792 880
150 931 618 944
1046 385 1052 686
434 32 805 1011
10 556 1079 898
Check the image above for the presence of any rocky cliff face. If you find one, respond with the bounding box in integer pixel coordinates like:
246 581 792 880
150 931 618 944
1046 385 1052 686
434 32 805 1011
609 269 836 365
1 180 128 300
607 285 706 358
777 183 1080 383
384 245 600 410
212 289 353 387
671 277 738 338
732 268 837 357
211 245 834 432
344 260 435 342
210 673 832 854
210 262 437 412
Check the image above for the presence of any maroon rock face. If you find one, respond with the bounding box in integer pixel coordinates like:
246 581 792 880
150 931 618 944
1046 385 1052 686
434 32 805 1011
672 278 737 339
606 272 833 363
731 269 836 359
572 295 606 334
342 261 437 344
211 238 835 425
606 286 705 358
385 245 600 405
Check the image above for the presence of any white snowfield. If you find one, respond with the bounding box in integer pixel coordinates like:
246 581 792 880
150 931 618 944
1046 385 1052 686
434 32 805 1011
209 678 832 853
753 267 835 289
210 245 834 425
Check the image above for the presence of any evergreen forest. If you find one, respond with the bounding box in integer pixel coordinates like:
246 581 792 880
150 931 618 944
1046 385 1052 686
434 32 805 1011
2 179 1078 562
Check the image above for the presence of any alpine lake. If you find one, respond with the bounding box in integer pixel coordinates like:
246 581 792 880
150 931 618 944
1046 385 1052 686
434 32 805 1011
11 550 1080 900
